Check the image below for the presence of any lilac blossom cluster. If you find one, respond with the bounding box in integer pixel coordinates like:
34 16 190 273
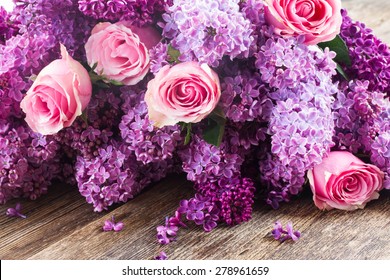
156 176 255 244
240 0 270 54
57 87 179 211
370 106 390 189
0 7 18 44
157 194 219 245
2 0 95 75
160 0 254 67
336 10 390 189
78 0 167 27
340 9 390 96
195 176 256 226
0 120 61 204
119 89 182 165
179 134 244 184
220 65 273 123
255 37 337 208
149 42 170 74
333 80 387 153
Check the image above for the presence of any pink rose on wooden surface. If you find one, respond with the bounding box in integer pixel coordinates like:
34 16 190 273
307 151 384 211
20 45 92 135
85 21 160 86
145 62 221 128
263 0 342 45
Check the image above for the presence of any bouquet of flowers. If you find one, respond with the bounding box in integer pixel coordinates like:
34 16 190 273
1 0 389 248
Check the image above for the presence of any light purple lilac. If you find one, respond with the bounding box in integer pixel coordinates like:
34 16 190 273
160 0 254 67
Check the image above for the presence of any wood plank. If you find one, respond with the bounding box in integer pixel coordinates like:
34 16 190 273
0 184 102 259
26 175 193 260
22 178 390 260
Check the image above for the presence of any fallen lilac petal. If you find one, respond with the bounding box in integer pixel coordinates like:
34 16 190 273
6 203 27 219
154 251 168 260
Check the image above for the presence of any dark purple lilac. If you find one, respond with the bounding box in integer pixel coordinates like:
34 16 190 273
0 6 18 44
149 42 170 74
195 177 256 226
78 0 166 27
0 121 62 204
220 65 274 123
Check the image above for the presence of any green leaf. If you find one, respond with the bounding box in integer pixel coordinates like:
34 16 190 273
336 63 350 81
167 45 181 63
184 123 192 145
202 118 225 147
318 35 352 66
80 110 88 125
89 71 104 84
29 74 37 82
202 109 226 147
90 62 98 72
108 79 124 86
179 122 192 145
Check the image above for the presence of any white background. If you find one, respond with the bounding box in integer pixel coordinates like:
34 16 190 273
0 0 15 12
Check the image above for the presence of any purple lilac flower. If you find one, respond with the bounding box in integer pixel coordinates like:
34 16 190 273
149 42 170 74
179 134 244 184
370 105 390 189
195 176 256 226
340 9 390 96
177 194 219 232
2 0 95 78
160 0 254 67
240 0 271 54
74 142 146 212
78 0 166 27
333 80 387 153
61 88 176 211
0 7 19 44
0 70 26 119
0 121 62 204
6 202 26 219
220 65 273 123
255 36 337 208
119 90 182 165
271 221 301 243
154 251 168 260
103 215 124 232
157 216 180 244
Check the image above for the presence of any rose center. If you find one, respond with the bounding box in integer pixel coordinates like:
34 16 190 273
296 0 315 18
35 97 51 116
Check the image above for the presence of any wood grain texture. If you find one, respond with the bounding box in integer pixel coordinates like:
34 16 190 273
1 1 390 260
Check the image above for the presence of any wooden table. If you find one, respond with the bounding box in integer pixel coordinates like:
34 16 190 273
1 1 390 260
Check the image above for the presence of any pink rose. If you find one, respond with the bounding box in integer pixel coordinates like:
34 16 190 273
307 151 384 211
145 62 221 128
263 0 342 45
20 45 92 135
85 22 160 86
